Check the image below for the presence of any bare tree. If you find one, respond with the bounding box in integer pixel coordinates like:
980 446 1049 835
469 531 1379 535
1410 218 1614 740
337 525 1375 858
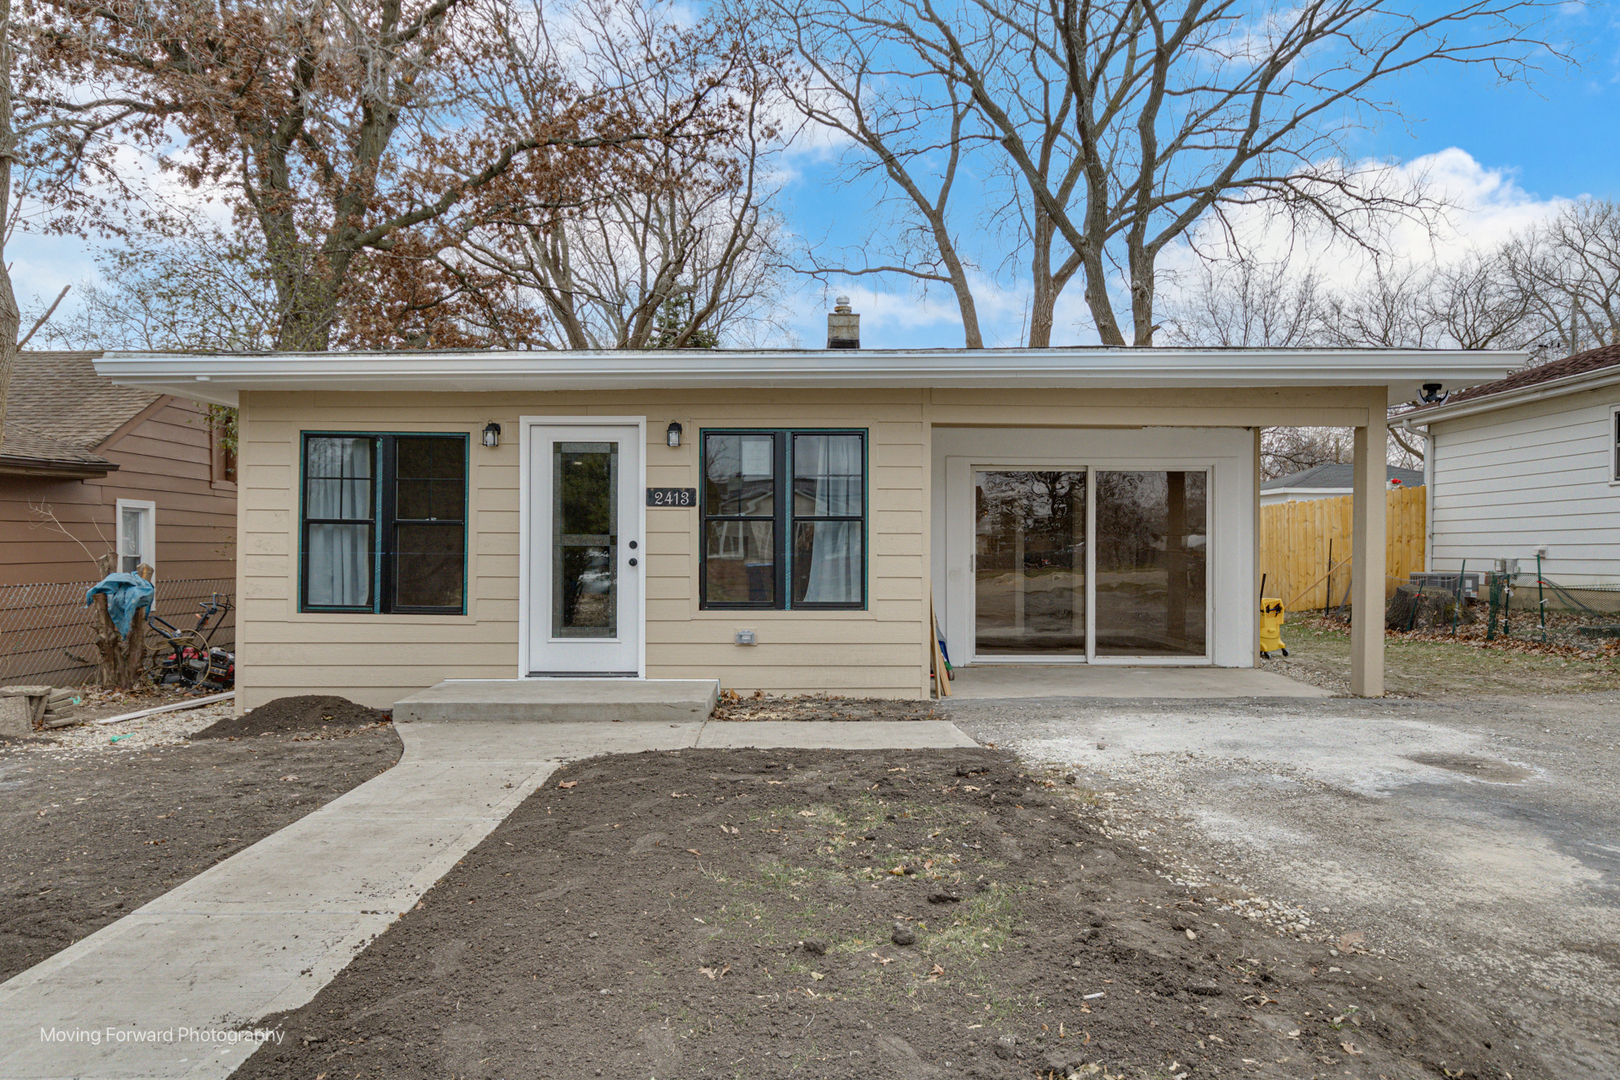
1261 427 1351 480
762 0 1558 347
19 0 730 352
451 1 789 349
41 218 280 352
765 0 997 346
0 0 18 446
1164 241 1545 353
1158 259 1327 346
1 0 80 440
1505 198 1620 355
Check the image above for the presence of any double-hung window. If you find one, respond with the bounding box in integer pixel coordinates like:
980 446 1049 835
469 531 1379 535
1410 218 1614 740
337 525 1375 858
701 430 866 609
301 433 468 614
1612 405 1620 483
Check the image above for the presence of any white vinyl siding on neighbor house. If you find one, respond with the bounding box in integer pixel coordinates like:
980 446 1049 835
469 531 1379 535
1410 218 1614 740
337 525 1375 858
1429 385 1620 583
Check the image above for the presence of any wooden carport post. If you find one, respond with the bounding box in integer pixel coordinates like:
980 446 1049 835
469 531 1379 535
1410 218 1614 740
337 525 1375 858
1350 389 1386 697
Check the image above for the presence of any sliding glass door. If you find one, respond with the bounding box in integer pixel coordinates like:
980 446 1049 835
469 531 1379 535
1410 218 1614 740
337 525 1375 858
972 466 1208 662
1094 470 1207 658
974 470 1086 656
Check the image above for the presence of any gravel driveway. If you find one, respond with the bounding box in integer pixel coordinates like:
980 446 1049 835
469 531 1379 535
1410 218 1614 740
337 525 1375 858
943 691 1620 1079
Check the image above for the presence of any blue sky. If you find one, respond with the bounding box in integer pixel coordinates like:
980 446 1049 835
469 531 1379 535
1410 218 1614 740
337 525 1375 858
769 0 1620 349
12 0 1619 351
1349 2 1619 200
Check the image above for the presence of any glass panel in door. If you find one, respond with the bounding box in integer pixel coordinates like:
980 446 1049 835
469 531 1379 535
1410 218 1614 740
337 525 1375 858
553 442 618 638
974 470 1086 655
1094 470 1207 656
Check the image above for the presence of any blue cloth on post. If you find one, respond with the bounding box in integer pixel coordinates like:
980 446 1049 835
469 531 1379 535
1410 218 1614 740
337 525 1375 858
85 574 156 637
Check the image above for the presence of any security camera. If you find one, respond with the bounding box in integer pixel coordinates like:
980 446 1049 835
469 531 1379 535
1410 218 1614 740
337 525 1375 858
1417 383 1448 405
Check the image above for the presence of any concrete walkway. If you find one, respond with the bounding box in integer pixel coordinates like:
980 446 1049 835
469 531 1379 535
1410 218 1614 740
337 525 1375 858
0 717 975 1080
947 664 1333 699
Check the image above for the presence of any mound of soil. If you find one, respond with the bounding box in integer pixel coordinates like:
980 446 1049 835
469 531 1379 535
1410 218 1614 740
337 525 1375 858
190 695 390 740
238 748 1537 1080
713 692 938 722
0 723 401 982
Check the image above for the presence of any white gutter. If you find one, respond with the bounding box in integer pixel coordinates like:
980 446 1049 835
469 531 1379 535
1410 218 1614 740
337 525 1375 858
95 347 1525 409
1395 365 1620 426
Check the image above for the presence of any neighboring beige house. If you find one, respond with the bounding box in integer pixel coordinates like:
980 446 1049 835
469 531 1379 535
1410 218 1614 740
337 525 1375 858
98 337 1519 710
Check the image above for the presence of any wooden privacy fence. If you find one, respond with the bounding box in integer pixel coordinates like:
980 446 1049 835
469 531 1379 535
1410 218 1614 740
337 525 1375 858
1260 485 1426 611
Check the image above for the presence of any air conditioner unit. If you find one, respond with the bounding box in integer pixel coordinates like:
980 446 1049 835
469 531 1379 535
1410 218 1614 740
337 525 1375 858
1408 572 1481 599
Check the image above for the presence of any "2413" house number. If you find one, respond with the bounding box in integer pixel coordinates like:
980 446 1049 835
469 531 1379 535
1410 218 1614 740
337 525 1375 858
646 488 697 507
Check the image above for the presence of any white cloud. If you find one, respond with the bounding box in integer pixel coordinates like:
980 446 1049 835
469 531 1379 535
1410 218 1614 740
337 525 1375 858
1161 147 1572 291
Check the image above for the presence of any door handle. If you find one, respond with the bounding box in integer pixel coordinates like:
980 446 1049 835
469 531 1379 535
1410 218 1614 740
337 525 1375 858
628 558 639 567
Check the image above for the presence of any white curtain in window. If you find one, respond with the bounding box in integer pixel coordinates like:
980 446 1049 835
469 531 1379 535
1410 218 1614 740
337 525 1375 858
307 439 372 606
794 435 861 515
801 521 860 603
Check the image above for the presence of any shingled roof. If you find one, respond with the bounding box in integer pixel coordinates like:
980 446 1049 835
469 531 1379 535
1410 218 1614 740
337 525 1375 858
1438 342 1620 406
1261 463 1424 490
2 351 163 476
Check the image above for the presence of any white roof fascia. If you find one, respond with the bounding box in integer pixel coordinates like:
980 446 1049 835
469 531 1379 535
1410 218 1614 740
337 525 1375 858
95 348 1525 410
1393 365 1620 428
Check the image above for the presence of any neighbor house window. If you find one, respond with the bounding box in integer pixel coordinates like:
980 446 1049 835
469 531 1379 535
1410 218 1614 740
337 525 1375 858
700 430 866 609
300 433 467 614
1612 406 1620 483
115 499 155 575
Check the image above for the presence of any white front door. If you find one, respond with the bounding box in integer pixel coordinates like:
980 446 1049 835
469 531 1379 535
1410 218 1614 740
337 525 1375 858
525 421 644 676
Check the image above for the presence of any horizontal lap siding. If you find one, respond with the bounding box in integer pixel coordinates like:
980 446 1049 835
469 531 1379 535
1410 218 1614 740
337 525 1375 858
236 390 931 709
0 399 235 587
1431 387 1620 584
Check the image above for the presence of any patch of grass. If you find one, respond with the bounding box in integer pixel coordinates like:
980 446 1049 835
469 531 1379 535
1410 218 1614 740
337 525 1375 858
920 884 1021 957
1281 617 1620 695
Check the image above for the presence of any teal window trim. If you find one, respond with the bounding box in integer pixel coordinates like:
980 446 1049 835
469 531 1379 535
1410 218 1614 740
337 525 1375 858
299 431 469 615
699 427 868 611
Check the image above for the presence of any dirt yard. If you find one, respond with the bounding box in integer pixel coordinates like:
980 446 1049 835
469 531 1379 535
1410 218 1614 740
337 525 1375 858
238 747 1539 1080
0 696 401 983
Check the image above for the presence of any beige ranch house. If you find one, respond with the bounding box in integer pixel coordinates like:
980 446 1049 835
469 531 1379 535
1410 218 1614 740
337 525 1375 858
97 345 1520 712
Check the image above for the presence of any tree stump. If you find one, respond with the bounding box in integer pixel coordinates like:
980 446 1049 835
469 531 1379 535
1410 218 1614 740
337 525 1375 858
90 563 152 689
1385 585 1473 633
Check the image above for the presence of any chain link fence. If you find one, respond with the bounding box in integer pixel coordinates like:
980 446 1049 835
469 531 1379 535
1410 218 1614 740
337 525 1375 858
1384 570 1620 651
0 578 235 687
1497 577 1620 648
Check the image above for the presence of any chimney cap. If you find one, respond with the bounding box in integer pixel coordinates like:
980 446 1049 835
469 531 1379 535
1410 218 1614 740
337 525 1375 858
827 298 860 349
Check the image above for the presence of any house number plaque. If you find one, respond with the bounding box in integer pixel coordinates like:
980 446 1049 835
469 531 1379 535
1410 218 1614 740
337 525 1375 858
646 487 697 507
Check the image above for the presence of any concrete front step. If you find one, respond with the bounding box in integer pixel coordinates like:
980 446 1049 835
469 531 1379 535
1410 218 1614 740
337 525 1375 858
393 678 720 724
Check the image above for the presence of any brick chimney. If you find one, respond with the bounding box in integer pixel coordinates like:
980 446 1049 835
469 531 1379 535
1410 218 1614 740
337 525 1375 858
827 296 860 349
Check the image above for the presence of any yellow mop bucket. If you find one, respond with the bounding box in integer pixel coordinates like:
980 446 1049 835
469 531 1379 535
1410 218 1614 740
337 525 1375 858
1259 597 1287 659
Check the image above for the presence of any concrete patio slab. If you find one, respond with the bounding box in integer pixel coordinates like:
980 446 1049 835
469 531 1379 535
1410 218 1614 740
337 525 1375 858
945 665 1333 699
393 678 721 723
0 712 979 1080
